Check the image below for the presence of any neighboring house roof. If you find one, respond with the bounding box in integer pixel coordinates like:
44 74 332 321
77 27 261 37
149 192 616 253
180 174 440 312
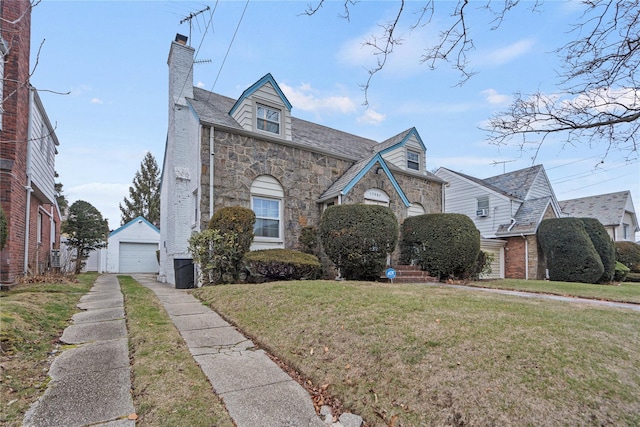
439 165 561 237
483 164 543 200
109 216 160 238
496 196 553 235
559 191 640 231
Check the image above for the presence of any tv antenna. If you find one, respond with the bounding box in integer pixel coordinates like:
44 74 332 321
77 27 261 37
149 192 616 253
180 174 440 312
180 6 211 45
491 159 517 173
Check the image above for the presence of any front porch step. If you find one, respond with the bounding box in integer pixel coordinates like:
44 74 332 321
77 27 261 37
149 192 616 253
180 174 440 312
380 265 438 283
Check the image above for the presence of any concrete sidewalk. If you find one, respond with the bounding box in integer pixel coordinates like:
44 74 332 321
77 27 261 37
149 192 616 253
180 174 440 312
23 274 136 427
131 274 328 427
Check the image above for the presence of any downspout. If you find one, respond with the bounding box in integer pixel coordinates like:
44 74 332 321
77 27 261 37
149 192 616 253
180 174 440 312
521 233 529 280
441 182 446 212
209 126 214 219
507 218 516 232
23 88 35 276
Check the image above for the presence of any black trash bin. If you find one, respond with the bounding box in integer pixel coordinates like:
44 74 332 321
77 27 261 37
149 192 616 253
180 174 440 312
174 258 194 289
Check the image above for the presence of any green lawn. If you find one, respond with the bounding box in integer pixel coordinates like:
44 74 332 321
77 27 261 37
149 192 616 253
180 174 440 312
0 273 96 425
193 280 640 426
470 278 640 303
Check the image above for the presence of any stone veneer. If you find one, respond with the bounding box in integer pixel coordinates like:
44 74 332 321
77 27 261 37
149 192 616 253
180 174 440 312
200 127 443 255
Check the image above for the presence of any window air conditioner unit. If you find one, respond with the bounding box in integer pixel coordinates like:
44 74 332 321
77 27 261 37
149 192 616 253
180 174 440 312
50 249 61 268
476 209 489 217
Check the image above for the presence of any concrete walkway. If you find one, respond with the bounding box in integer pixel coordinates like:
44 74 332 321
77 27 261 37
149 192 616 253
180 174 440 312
23 274 136 427
131 274 326 427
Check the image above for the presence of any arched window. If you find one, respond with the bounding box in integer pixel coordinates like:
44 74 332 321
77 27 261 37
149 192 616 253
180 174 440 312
251 175 284 246
407 203 425 217
364 188 390 207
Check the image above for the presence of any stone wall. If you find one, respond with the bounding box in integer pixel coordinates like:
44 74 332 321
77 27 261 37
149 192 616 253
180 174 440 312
201 127 443 254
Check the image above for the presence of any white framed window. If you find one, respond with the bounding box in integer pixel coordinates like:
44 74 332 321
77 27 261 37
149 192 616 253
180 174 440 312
252 197 280 238
407 150 420 171
250 175 284 245
256 104 280 134
623 223 629 240
476 196 489 217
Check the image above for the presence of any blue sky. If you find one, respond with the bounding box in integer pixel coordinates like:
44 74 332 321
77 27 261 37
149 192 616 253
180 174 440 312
31 1 638 237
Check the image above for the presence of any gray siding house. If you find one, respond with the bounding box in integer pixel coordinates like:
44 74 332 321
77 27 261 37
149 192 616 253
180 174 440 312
159 34 445 285
435 165 562 280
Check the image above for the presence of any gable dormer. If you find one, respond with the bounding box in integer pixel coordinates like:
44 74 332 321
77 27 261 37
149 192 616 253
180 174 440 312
376 128 427 174
229 73 293 141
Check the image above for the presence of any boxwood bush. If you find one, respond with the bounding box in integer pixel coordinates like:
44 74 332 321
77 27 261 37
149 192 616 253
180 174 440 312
580 217 616 282
615 241 640 272
244 249 321 281
319 204 398 280
400 213 480 280
538 218 604 283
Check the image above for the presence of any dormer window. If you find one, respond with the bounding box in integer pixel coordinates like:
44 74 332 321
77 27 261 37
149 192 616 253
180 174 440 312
257 104 280 134
407 150 420 171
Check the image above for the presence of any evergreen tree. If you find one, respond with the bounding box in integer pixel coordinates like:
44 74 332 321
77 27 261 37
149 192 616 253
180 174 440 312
62 200 109 274
55 182 69 217
119 152 160 226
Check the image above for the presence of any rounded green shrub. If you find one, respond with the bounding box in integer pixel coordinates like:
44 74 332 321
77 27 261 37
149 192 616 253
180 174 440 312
400 213 480 280
244 249 321 281
580 217 616 283
615 241 640 272
208 206 256 254
319 204 398 281
538 218 604 284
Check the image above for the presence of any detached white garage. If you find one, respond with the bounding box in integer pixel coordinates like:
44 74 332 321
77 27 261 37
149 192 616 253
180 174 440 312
106 216 160 274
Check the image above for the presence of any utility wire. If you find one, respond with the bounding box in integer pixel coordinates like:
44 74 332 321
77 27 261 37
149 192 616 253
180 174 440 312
209 0 250 95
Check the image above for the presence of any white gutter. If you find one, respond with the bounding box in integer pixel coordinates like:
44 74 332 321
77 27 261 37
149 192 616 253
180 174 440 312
209 126 214 219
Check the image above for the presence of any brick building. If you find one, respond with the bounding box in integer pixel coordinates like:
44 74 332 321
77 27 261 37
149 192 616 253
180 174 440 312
1 0 61 285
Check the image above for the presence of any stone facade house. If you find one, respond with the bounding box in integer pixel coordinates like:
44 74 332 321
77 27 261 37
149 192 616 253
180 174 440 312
435 165 562 280
560 191 639 242
159 34 445 284
0 1 61 285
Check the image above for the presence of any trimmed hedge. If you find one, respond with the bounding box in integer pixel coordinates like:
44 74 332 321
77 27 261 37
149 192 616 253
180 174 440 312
615 241 640 272
400 213 480 280
614 261 630 282
244 249 321 281
319 204 398 280
207 206 256 281
208 206 255 253
580 217 616 282
538 218 604 284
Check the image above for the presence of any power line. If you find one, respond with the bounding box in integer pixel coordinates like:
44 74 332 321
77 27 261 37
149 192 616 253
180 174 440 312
209 0 250 94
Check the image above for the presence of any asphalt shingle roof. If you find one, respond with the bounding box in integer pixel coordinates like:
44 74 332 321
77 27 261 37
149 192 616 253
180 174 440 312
559 191 631 226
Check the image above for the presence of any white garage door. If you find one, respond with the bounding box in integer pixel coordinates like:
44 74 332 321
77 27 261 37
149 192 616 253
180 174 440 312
119 242 159 273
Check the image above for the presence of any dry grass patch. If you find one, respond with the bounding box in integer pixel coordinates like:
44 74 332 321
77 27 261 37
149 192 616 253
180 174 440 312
468 279 640 304
0 273 96 426
193 280 640 427
118 276 233 427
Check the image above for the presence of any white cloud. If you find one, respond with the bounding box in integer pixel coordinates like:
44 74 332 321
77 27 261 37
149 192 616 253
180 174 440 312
481 89 510 105
484 38 535 66
280 82 357 115
90 98 103 104
196 81 206 88
358 109 386 125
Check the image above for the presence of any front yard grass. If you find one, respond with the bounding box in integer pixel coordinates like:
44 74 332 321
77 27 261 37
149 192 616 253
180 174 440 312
193 280 640 426
470 278 640 304
0 273 95 425
118 276 234 427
